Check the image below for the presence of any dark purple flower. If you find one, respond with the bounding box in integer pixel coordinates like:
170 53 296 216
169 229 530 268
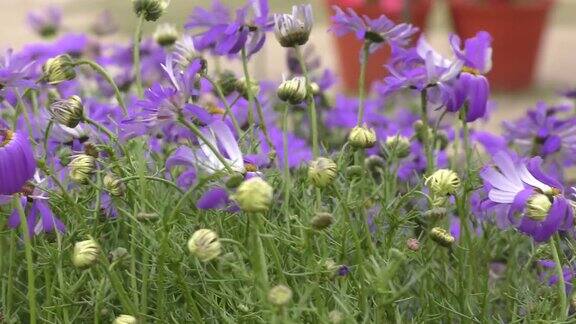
480 151 573 242
185 0 273 56
330 6 417 55
0 130 36 195
28 6 62 38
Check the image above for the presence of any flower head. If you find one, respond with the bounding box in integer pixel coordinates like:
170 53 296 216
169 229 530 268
274 5 313 48
187 229 222 262
72 239 100 268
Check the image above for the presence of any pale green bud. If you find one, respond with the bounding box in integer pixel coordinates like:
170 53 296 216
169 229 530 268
153 23 178 47
348 124 377 149
48 95 84 128
232 177 273 213
425 169 460 196
132 0 169 21
384 135 411 158
187 229 222 262
277 76 307 104
103 173 125 197
69 154 96 184
235 77 260 99
526 193 552 221
308 157 337 188
430 227 455 247
268 284 293 306
113 314 138 324
42 54 76 85
72 239 100 268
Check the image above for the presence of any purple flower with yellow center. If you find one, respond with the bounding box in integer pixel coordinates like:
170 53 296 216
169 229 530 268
27 6 62 38
185 0 273 56
330 6 418 56
0 129 36 195
480 151 573 242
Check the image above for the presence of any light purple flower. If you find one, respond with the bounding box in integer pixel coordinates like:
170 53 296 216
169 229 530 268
28 6 62 38
0 130 36 195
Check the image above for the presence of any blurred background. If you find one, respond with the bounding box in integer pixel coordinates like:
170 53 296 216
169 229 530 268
2 0 576 129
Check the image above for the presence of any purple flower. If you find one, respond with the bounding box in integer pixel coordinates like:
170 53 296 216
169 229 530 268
28 6 62 38
0 50 36 94
538 259 574 294
0 130 36 195
90 10 118 37
185 0 273 56
480 151 573 242
330 6 417 55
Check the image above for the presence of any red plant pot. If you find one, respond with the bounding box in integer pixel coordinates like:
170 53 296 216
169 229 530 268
327 0 432 92
449 0 554 90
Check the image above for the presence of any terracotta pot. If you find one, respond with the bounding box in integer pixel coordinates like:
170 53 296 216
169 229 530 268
327 0 432 92
449 0 554 90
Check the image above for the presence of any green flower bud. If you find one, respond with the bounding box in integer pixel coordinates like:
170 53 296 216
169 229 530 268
103 173 125 197
113 314 138 324
273 5 313 48
232 177 273 213
153 23 178 47
235 77 260 99
328 310 345 324
132 0 169 21
364 154 385 173
413 120 433 143
69 154 96 184
277 76 307 104
348 124 377 149
435 131 449 150
217 70 238 97
345 165 363 179
526 193 552 221
423 207 447 220
187 229 222 262
430 227 455 247
311 212 334 230
42 54 76 85
308 157 338 188
108 247 130 264
72 239 100 268
268 284 293 306
225 172 245 189
425 169 460 196
384 135 411 158
48 95 84 128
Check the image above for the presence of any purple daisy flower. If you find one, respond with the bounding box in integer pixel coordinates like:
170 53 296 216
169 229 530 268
185 0 273 56
0 130 36 195
538 259 574 294
330 6 418 56
27 6 62 38
480 151 573 242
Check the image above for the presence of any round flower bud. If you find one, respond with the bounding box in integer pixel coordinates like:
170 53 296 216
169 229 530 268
328 310 345 324
113 314 138 324
103 173 125 197
274 5 313 48
423 207 447 220
384 135 411 159
232 177 273 213
69 154 96 184
308 157 338 188
132 0 169 21
406 238 420 251
364 155 385 172
187 229 222 262
311 212 334 230
277 76 307 104
526 193 552 221
235 77 260 99
48 95 84 128
435 131 449 150
108 247 130 264
430 227 455 247
348 124 377 149
268 284 293 306
425 169 460 196
153 23 178 47
345 165 363 179
42 54 76 85
217 70 238 97
72 239 100 268
413 120 433 144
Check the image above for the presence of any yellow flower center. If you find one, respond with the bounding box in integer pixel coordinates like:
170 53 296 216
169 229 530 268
206 103 225 115
245 163 257 172
462 66 481 76
0 129 14 147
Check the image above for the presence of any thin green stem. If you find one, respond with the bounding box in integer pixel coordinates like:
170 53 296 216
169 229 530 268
240 47 256 151
282 104 290 208
74 60 127 115
294 45 319 158
204 76 242 135
420 89 434 175
14 196 38 324
551 235 568 320
250 213 270 302
133 14 145 98
356 43 370 126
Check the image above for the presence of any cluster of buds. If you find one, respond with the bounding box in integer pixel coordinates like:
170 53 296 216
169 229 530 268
132 0 169 21
69 154 96 184
72 239 100 268
277 76 307 105
188 229 222 262
348 124 377 149
308 157 338 188
153 23 178 47
232 177 273 213
48 95 84 128
42 54 76 85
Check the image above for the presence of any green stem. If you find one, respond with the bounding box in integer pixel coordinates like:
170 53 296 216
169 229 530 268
14 196 38 324
551 235 568 320
74 60 127 115
356 43 370 126
420 89 434 175
250 213 270 302
240 47 256 151
282 104 290 208
294 45 319 158
204 76 242 135
133 14 145 98
254 97 277 162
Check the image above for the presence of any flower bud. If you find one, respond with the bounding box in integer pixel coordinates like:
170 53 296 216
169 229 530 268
274 5 313 48
526 193 552 221
69 154 96 184
413 120 433 143
132 0 169 21
217 70 238 97
345 165 363 179
430 227 455 247
384 135 411 158
225 172 245 189
308 157 338 188
232 177 273 213
435 131 449 150
311 212 334 230
423 207 447 220
268 284 293 306
83 142 99 158
187 229 222 262
425 169 460 196
153 23 178 47
104 173 125 197
108 247 130 264
364 155 385 173
406 238 420 251
72 239 100 268
277 76 307 104
42 54 76 85
328 310 344 324
48 95 84 128
235 77 259 99
113 314 138 324
348 124 377 149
